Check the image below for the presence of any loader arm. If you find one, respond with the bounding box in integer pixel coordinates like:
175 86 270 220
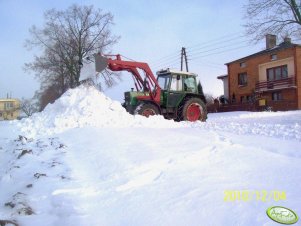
94 54 161 104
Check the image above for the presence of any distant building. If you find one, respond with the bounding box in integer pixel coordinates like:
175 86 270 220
217 74 229 100
0 98 20 120
218 34 301 111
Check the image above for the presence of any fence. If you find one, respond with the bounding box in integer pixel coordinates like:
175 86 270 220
207 100 297 113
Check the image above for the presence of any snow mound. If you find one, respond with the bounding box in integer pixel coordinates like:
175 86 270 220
197 111 301 141
18 85 182 137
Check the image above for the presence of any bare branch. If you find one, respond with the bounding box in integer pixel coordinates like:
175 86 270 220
244 0 301 42
25 4 119 108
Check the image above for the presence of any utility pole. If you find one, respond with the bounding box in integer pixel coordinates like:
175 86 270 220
180 48 183 71
180 47 189 72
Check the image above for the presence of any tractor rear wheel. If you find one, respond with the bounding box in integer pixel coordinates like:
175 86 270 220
135 103 159 117
182 98 207 122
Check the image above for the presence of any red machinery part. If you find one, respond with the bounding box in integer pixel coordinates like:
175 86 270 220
95 54 161 104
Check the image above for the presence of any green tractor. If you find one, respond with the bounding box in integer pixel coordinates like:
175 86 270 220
94 54 207 122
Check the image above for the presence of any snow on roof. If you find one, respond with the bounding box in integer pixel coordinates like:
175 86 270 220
156 68 197 76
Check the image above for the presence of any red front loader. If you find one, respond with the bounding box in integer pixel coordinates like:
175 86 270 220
95 54 207 122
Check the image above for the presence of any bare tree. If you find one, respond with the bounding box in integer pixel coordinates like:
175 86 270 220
25 4 119 96
204 93 215 106
197 81 207 104
244 0 301 41
20 97 39 117
38 84 63 111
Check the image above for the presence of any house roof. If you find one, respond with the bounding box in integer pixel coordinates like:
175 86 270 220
217 74 228 79
0 98 20 102
225 41 301 65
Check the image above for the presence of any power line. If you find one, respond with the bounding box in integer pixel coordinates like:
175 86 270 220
186 32 241 49
187 36 246 54
151 33 246 66
189 44 250 61
195 60 225 70
153 58 181 71
153 44 249 71
149 33 253 71
152 33 241 64
151 55 181 68
192 58 225 69
188 40 249 58
153 60 181 70
149 49 180 65
153 42 249 70
168 61 181 69
149 34 301 72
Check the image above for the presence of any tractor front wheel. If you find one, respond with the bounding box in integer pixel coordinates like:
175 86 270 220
182 98 207 122
135 103 159 117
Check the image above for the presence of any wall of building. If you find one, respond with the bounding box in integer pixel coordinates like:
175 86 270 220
0 99 20 120
261 88 297 102
295 47 301 109
228 46 299 109
220 77 229 99
258 57 294 81
260 89 297 111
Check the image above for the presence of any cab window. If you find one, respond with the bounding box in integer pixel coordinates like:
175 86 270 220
157 75 170 90
184 76 196 92
170 75 183 91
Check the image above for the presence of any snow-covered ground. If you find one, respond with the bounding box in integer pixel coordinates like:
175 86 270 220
0 85 300 226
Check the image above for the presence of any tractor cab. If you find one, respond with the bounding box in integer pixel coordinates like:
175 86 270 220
156 69 199 108
157 69 198 91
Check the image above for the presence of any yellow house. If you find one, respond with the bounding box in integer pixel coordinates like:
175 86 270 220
0 98 20 120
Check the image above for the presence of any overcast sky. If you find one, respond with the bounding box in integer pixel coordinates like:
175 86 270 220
0 0 271 101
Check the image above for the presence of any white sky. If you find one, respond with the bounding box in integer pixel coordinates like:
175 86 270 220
0 0 270 101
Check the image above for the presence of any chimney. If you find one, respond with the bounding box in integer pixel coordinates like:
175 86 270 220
266 34 277 49
284 37 291 43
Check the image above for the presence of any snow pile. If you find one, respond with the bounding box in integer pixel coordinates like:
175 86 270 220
18 85 182 137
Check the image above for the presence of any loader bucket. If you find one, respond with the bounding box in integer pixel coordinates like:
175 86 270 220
94 54 108 72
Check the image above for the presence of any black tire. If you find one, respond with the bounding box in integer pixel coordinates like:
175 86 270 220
181 98 207 122
135 103 159 117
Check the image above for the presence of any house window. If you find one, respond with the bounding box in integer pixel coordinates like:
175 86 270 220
238 72 248 86
272 92 282 101
267 65 288 81
4 102 14 110
240 62 246 68
271 54 277 60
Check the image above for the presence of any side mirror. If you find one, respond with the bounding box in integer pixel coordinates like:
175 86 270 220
177 75 180 80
